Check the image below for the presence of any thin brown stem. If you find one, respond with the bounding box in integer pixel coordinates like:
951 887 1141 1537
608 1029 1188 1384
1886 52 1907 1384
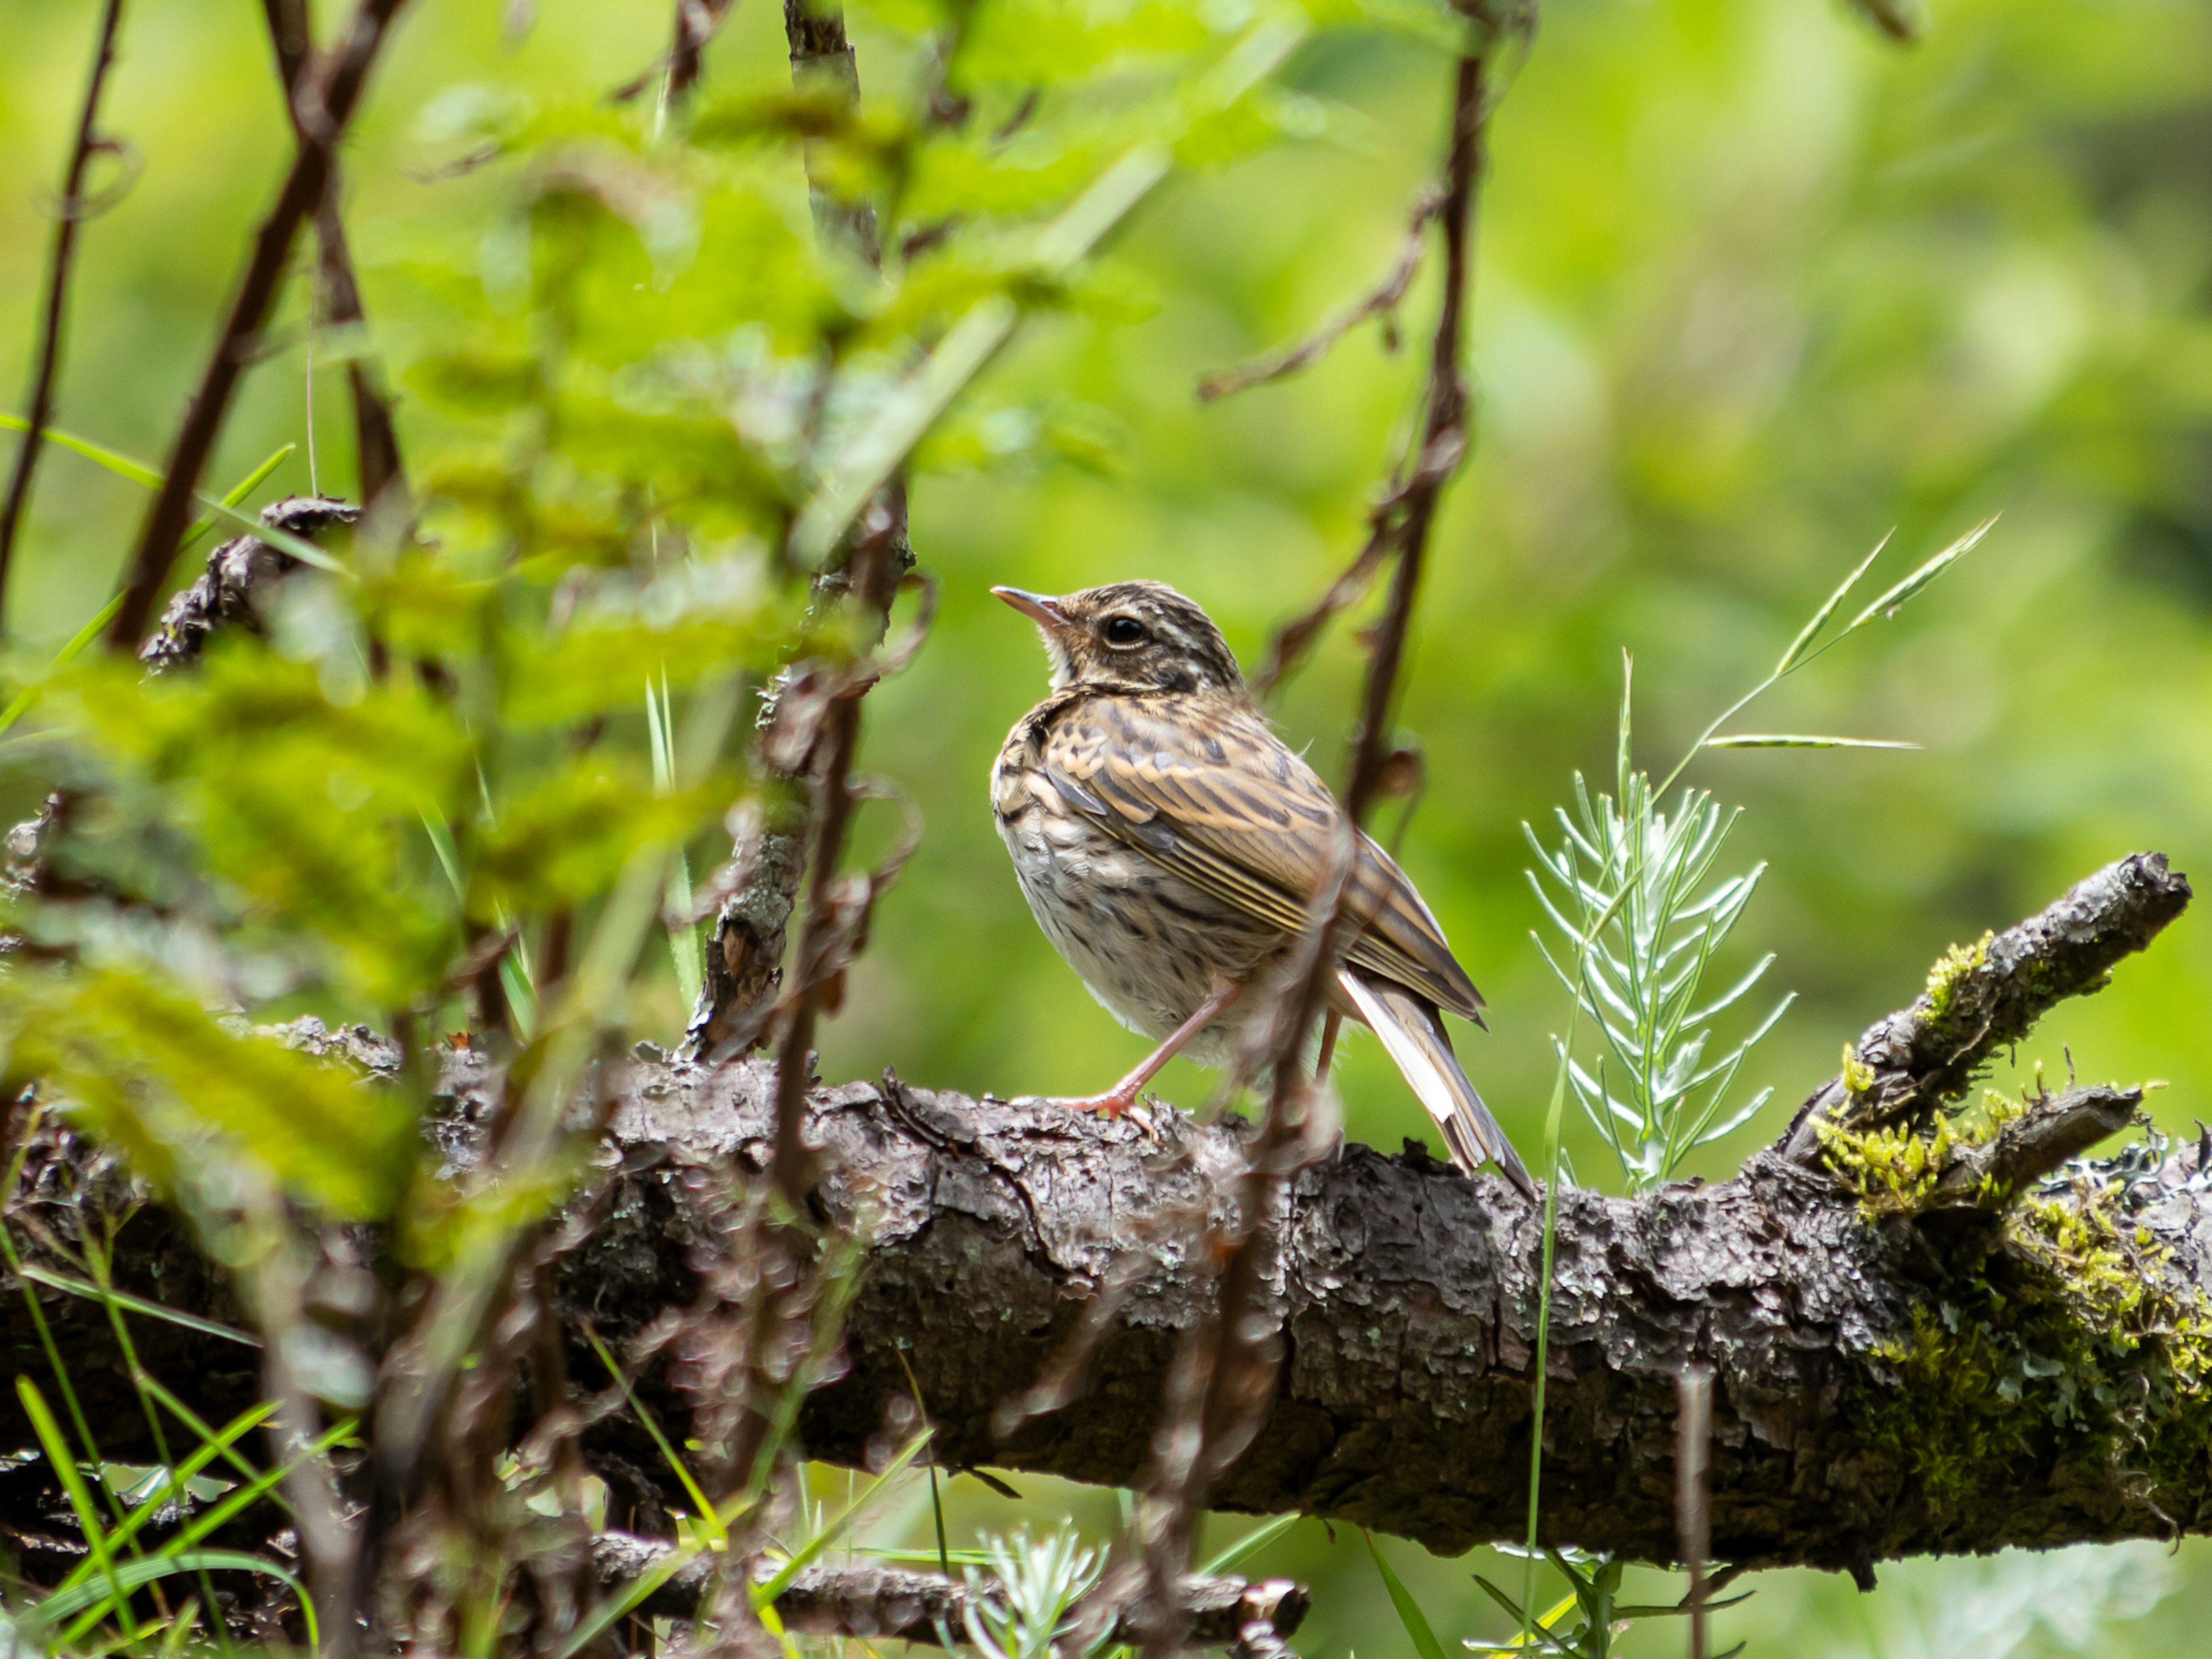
1198 186 1442 404
263 0 407 515
0 0 128 626
1121 55 1498 1659
668 0 739 105
1343 51 1486 828
106 0 411 652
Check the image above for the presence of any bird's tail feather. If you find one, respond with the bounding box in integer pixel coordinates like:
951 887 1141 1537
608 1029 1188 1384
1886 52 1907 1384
1337 969 1536 1200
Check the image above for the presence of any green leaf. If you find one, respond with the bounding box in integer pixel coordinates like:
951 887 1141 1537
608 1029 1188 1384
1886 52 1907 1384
1364 1531 1450 1659
6 967 421 1219
751 1429 933 1607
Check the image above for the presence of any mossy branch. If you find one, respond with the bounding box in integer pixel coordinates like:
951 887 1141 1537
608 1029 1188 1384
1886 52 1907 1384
1781 851 2190 1164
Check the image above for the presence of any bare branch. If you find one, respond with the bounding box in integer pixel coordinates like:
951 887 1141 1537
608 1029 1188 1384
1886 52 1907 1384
107 0 412 652
1342 51 1487 828
260 0 407 516
0 0 128 621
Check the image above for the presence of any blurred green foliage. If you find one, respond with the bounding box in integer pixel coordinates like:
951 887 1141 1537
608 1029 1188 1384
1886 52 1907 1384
3 0 2211 1650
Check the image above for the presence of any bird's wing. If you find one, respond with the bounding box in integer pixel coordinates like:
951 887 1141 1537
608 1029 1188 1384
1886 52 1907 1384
1042 695 1484 1020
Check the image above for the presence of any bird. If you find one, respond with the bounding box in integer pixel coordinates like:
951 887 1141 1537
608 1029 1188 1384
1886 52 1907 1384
990 578 1534 1199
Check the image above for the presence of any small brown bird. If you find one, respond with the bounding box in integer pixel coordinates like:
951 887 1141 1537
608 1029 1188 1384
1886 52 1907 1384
991 579 1533 1198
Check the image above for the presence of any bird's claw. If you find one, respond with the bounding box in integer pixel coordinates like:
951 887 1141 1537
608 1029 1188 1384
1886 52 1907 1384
1043 1089 1161 1138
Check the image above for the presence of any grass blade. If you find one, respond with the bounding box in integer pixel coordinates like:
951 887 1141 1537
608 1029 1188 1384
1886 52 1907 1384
15 1266 261 1347
19 1378 139 1656
1703 734 1918 751
49 1403 275 1590
181 443 295 552
1363 1530 1450 1659
0 411 160 486
1774 530 1889 676
582 1320 722 1541
752 1429 931 1607
37 1552 315 1642
0 591 125 736
0 414 343 574
1845 515 1997 631
1200 1513 1298 1576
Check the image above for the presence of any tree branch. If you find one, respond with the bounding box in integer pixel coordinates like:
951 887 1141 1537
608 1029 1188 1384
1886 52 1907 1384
1 853 2198 1576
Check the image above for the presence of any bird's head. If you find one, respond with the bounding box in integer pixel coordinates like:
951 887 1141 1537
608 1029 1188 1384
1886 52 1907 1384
992 580 1248 698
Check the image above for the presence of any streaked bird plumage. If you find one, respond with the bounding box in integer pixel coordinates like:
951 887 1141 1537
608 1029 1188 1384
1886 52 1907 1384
990 578 1533 1198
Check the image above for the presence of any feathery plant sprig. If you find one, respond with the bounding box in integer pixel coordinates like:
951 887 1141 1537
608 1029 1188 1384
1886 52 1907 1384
1516 517 1995 1646
1527 665 1794 1192
959 1524 1108 1659
1528 514 1994 1195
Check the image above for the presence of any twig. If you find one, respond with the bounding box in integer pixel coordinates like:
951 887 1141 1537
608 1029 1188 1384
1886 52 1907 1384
1923 1083 2143 1210
783 0 883 261
1118 50 1498 1659
1343 52 1487 828
0 0 128 624
1197 187 1442 403
105 0 412 653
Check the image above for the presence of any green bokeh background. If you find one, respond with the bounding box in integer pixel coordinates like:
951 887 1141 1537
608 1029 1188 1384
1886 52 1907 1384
6 0 2211 1651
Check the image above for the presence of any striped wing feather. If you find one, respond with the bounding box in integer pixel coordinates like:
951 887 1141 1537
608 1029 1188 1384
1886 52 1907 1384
1043 695 1484 1021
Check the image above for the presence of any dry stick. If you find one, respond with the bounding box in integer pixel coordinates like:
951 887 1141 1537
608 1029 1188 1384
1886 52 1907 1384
0 0 128 626
1676 1364 1713 1659
766 520 901 1205
262 0 407 514
105 0 411 652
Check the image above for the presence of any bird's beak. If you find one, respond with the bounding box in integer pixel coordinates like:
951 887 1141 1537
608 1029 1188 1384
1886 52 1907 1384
991 586 1071 631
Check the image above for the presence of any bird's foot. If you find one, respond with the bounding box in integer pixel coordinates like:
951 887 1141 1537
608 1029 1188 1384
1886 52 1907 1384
1044 1087 1157 1133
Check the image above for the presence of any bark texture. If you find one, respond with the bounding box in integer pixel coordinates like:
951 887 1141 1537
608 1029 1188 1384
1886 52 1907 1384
1 855 2202 1578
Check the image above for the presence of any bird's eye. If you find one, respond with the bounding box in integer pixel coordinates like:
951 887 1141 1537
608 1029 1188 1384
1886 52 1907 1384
1102 616 1147 648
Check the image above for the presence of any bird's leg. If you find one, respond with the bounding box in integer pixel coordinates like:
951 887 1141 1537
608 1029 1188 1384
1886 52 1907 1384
1314 1009 1344 1077
1054 978 1244 1118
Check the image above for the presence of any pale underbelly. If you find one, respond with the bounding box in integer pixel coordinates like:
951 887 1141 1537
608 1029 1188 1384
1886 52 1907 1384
999 806 1281 1068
